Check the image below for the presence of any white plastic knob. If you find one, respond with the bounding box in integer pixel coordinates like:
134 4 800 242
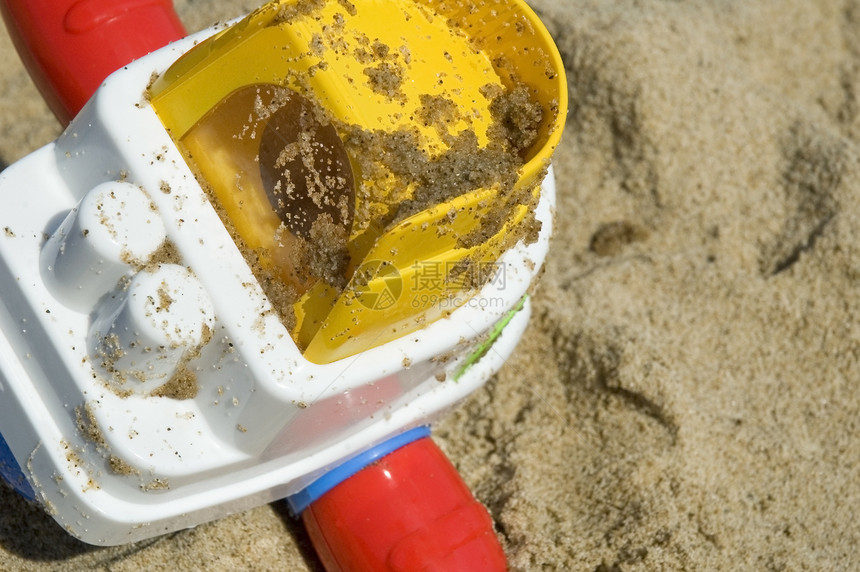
41 180 167 311
89 263 216 395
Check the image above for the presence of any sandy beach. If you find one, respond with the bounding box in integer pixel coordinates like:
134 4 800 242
3 0 860 569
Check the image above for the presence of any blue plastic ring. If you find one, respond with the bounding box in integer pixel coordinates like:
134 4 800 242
286 425 431 515
0 432 36 501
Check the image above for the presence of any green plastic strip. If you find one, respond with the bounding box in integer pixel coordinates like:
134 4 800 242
453 294 527 381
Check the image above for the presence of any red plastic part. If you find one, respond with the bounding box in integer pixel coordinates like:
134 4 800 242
302 437 507 572
0 0 186 124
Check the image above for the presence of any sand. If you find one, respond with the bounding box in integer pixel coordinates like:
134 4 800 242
2 0 860 570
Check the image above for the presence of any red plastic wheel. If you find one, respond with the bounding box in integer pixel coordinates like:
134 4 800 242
0 0 186 124
302 436 507 572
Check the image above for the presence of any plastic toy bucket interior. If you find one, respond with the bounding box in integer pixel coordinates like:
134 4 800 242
148 0 567 364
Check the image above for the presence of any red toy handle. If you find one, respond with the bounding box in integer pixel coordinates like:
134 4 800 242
301 436 507 571
0 0 185 124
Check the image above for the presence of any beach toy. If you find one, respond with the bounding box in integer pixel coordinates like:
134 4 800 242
0 0 566 568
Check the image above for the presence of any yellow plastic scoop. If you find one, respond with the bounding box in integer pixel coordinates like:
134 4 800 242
148 0 567 363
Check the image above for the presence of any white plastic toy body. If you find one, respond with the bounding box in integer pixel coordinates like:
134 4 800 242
0 25 554 545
